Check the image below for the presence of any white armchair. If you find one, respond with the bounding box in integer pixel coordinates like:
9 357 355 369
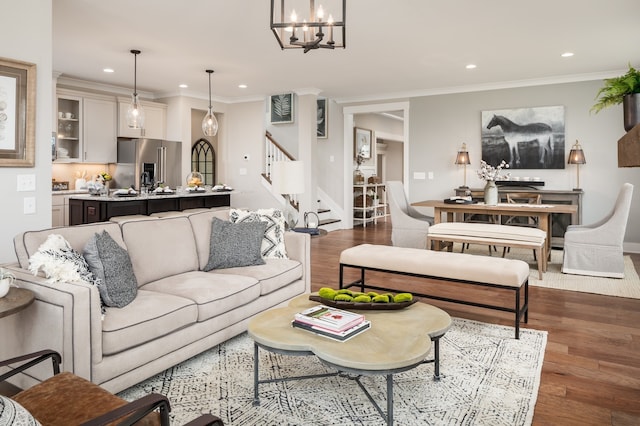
386 181 434 249
562 183 634 278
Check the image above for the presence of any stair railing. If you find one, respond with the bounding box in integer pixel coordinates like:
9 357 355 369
264 131 299 210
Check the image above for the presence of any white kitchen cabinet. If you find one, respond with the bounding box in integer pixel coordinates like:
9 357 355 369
52 194 69 227
83 97 117 162
55 89 117 163
118 99 167 139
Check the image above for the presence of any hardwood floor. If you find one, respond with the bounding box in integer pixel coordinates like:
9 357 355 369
310 222 640 426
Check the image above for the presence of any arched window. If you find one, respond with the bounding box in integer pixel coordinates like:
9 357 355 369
191 138 215 185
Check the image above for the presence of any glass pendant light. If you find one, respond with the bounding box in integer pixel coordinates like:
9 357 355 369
126 49 145 129
202 69 218 137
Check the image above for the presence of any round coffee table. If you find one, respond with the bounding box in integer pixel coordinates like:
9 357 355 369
0 287 35 318
248 294 451 425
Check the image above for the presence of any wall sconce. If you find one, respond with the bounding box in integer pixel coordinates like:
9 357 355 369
567 140 586 191
455 143 471 188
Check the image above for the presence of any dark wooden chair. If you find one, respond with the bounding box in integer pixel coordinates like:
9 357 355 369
0 350 223 426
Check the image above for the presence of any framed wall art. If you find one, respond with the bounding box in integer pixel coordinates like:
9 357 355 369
269 93 294 124
354 127 372 159
481 105 565 169
0 56 36 167
317 98 327 138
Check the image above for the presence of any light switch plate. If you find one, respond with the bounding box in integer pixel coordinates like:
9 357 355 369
17 174 36 192
24 197 36 214
413 172 426 180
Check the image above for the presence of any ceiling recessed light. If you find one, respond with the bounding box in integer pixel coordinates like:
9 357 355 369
238 84 248 89
103 68 114 73
561 52 574 58
465 64 477 69
179 84 188 88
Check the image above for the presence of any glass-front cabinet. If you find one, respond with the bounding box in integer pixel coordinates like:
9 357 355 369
56 95 82 162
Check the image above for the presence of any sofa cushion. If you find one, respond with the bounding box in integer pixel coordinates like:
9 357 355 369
230 208 288 259
203 218 266 271
15 222 124 270
83 231 138 308
101 289 198 355
211 258 303 295
141 271 261 321
121 217 199 286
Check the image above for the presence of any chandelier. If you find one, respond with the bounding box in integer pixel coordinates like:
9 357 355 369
270 0 346 53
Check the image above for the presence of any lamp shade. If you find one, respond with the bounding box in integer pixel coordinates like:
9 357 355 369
455 143 470 165
568 140 586 164
272 160 305 195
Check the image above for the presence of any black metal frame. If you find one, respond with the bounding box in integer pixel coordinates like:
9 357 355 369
339 262 528 339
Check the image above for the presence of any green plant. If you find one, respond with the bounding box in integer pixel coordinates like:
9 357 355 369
591 64 640 113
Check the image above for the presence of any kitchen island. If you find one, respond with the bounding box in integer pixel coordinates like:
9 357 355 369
68 191 232 225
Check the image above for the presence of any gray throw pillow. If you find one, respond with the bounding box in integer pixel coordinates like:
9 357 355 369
84 230 137 308
204 217 267 271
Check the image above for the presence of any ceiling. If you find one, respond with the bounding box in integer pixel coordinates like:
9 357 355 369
53 0 640 104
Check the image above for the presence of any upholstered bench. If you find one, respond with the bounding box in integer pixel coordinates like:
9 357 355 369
426 222 547 279
339 244 530 338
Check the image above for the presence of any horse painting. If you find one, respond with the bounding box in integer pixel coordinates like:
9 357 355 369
486 115 554 168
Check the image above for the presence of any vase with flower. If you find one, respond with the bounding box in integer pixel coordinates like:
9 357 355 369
476 160 510 205
354 149 366 184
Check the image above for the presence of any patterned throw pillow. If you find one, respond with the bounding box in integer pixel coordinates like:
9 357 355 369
28 234 106 314
83 231 138 308
204 217 266 271
0 395 41 425
230 208 288 259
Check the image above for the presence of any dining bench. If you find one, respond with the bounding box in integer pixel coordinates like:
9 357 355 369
339 243 530 338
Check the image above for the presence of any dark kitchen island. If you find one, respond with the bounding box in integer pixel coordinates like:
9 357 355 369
68 191 232 225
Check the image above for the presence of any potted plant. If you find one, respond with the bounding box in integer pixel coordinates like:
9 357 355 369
591 64 640 131
0 267 16 298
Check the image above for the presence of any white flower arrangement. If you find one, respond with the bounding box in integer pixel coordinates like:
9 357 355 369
477 160 510 182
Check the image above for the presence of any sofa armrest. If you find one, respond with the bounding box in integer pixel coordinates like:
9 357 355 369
283 231 311 293
0 266 103 388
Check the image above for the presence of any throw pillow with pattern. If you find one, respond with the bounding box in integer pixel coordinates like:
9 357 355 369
230 208 288 259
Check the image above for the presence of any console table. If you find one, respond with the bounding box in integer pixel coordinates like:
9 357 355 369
453 187 583 248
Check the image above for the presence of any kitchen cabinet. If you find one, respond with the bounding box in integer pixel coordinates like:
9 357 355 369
52 193 70 227
353 182 388 227
83 97 117 162
56 95 82 162
55 90 117 163
118 98 167 139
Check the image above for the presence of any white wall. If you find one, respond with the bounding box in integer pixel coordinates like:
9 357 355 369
407 80 640 247
0 1 53 264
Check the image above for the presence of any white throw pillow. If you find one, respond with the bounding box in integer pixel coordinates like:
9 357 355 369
28 234 99 286
230 208 288 259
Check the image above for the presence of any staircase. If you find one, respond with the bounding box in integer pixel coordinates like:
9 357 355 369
263 132 342 232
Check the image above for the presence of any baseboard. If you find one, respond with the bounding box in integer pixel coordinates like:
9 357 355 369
624 242 640 254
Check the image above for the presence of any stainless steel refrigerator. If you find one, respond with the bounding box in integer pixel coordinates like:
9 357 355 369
115 138 182 190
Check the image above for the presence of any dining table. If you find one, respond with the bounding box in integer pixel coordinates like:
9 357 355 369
411 200 578 260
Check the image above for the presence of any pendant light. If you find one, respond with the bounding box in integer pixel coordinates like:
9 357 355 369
202 69 219 136
126 49 145 129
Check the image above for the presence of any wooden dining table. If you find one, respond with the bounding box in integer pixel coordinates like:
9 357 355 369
411 200 578 259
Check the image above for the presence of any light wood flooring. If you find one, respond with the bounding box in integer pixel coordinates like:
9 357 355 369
310 222 640 426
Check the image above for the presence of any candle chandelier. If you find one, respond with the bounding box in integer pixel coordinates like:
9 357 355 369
270 0 346 53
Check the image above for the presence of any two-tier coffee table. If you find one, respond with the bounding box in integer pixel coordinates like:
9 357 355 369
248 294 452 425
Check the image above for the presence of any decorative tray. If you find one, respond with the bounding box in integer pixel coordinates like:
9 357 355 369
308 294 416 310
114 194 137 198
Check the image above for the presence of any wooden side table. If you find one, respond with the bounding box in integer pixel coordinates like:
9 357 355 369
0 287 35 318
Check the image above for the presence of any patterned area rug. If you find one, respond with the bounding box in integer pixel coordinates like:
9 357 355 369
462 245 640 298
119 318 547 425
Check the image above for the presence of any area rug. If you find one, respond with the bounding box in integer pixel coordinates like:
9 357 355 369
461 245 640 299
118 318 547 426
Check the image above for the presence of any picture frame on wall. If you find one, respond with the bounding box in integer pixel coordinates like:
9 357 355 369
354 127 372 159
317 98 327 138
0 56 36 167
481 105 565 170
269 93 294 124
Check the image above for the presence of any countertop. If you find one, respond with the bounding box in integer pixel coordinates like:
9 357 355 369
68 190 234 202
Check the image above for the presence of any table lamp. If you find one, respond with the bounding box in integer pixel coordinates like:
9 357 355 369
272 160 305 228
455 143 471 188
567 140 586 191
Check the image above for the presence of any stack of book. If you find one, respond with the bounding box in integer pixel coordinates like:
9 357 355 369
292 305 370 341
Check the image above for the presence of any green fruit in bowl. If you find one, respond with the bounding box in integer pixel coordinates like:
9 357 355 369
318 287 337 300
393 293 413 303
334 294 353 302
372 295 390 303
352 295 371 303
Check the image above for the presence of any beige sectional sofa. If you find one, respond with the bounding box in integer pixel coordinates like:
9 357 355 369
2 208 310 393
